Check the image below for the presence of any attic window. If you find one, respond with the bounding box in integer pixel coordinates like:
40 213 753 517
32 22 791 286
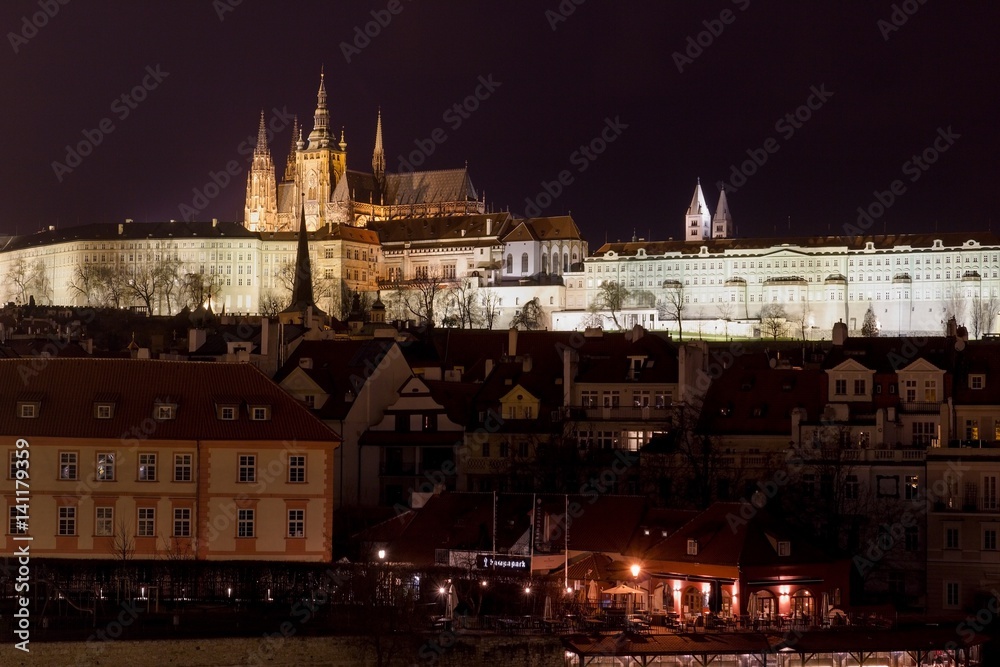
686 539 698 556
971 374 985 390
220 406 236 420
94 403 114 419
18 403 39 419
155 403 177 420
250 406 271 421
778 541 791 557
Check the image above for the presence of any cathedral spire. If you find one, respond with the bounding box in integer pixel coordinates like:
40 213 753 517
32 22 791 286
712 185 734 239
308 68 331 149
372 108 385 180
254 110 269 156
685 178 711 242
283 115 298 182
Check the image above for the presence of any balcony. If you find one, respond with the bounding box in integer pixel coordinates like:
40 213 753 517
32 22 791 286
898 402 942 414
573 405 674 421
463 457 511 473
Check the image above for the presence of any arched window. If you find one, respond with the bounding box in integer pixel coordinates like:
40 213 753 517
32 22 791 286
683 586 703 617
552 252 560 275
791 590 814 619
541 254 548 274
749 591 776 619
564 253 569 273
506 254 513 274
521 253 529 274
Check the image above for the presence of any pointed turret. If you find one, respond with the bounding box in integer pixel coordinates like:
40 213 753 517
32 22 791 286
283 116 299 182
685 178 711 242
712 185 734 239
372 108 385 180
244 110 278 232
281 197 326 322
308 68 331 149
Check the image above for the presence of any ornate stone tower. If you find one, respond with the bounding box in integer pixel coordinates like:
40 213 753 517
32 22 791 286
295 69 347 231
685 178 711 242
712 185 734 239
244 111 278 232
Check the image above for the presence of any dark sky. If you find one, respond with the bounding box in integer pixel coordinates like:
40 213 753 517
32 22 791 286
1 1 997 246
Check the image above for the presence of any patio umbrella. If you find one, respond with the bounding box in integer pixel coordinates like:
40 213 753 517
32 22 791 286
587 580 598 603
544 594 553 620
602 584 644 595
445 584 457 620
821 592 829 621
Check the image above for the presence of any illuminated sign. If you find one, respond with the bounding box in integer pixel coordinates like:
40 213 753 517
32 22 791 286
476 555 530 570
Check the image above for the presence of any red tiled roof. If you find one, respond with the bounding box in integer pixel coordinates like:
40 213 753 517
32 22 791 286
0 358 337 442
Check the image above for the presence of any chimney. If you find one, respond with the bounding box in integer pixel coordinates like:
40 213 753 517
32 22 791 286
486 218 492 236
562 347 576 407
508 327 518 357
259 317 268 354
118 223 124 235
485 358 494 378
212 218 219 228
188 328 207 353
522 354 532 373
832 321 847 346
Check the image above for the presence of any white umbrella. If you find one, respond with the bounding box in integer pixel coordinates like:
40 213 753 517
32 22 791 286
543 594 553 620
602 584 644 595
445 584 458 620
587 580 598 603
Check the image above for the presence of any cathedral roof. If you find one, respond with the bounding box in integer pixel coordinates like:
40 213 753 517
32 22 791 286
262 223 380 245
593 232 1000 258
334 168 478 207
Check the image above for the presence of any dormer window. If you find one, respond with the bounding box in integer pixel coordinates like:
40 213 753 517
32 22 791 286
155 404 176 420
221 407 236 420
95 404 114 419
778 541 791 557
250 406 271 421
971 374 985 390
687 539 698 556
18 403 38 419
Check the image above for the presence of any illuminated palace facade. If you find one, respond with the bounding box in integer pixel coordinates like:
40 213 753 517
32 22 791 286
561 181 1000 337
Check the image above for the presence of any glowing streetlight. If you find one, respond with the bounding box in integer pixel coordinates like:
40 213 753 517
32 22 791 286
630 564 641 578
377 549 386 560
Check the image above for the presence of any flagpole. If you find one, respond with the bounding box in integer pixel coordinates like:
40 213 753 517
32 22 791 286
564 494 569 591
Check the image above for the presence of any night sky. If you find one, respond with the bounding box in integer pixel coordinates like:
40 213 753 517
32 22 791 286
1 1 997 246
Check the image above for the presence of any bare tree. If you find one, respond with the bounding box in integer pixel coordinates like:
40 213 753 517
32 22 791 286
657 281 685 340
716 300 735 339
759 303 789 339
791 302 812 341
479 288 502 330
510 296 544 330
181 271 222 310
444 279 482 329
944 281 967 329
258 289 283 317
581 302 606 329
405 271 446 326
597 281 629 330
970 293 998 339
5 258 51 305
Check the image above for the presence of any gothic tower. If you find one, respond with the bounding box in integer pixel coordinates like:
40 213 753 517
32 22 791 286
372 108 386 200
712 185 734 239
294 69 348 231
244 111 278 232
685 178 711 242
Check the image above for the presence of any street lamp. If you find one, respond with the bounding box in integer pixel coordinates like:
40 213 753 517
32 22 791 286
377 549 386 560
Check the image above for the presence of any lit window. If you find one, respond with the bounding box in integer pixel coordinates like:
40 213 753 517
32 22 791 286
687 539 698 556
288 509 305 538
96 453 115 481
60 452 78 480
138 453 157 481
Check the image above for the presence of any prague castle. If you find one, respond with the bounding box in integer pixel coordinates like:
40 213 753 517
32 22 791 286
0 73 995 338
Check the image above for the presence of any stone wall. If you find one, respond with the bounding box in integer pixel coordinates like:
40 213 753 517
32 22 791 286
0 634 566 666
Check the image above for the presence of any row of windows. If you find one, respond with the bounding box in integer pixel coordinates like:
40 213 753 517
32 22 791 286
943 525 1000 551
8 452 305 483
579 390 672 408
8 505 306 539
17 403 270 421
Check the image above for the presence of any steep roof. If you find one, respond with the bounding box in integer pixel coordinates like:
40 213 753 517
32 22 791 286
0 358 337 441
335 168 478 207
501 216 584 244
370 213 512 245
273 338 401 420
